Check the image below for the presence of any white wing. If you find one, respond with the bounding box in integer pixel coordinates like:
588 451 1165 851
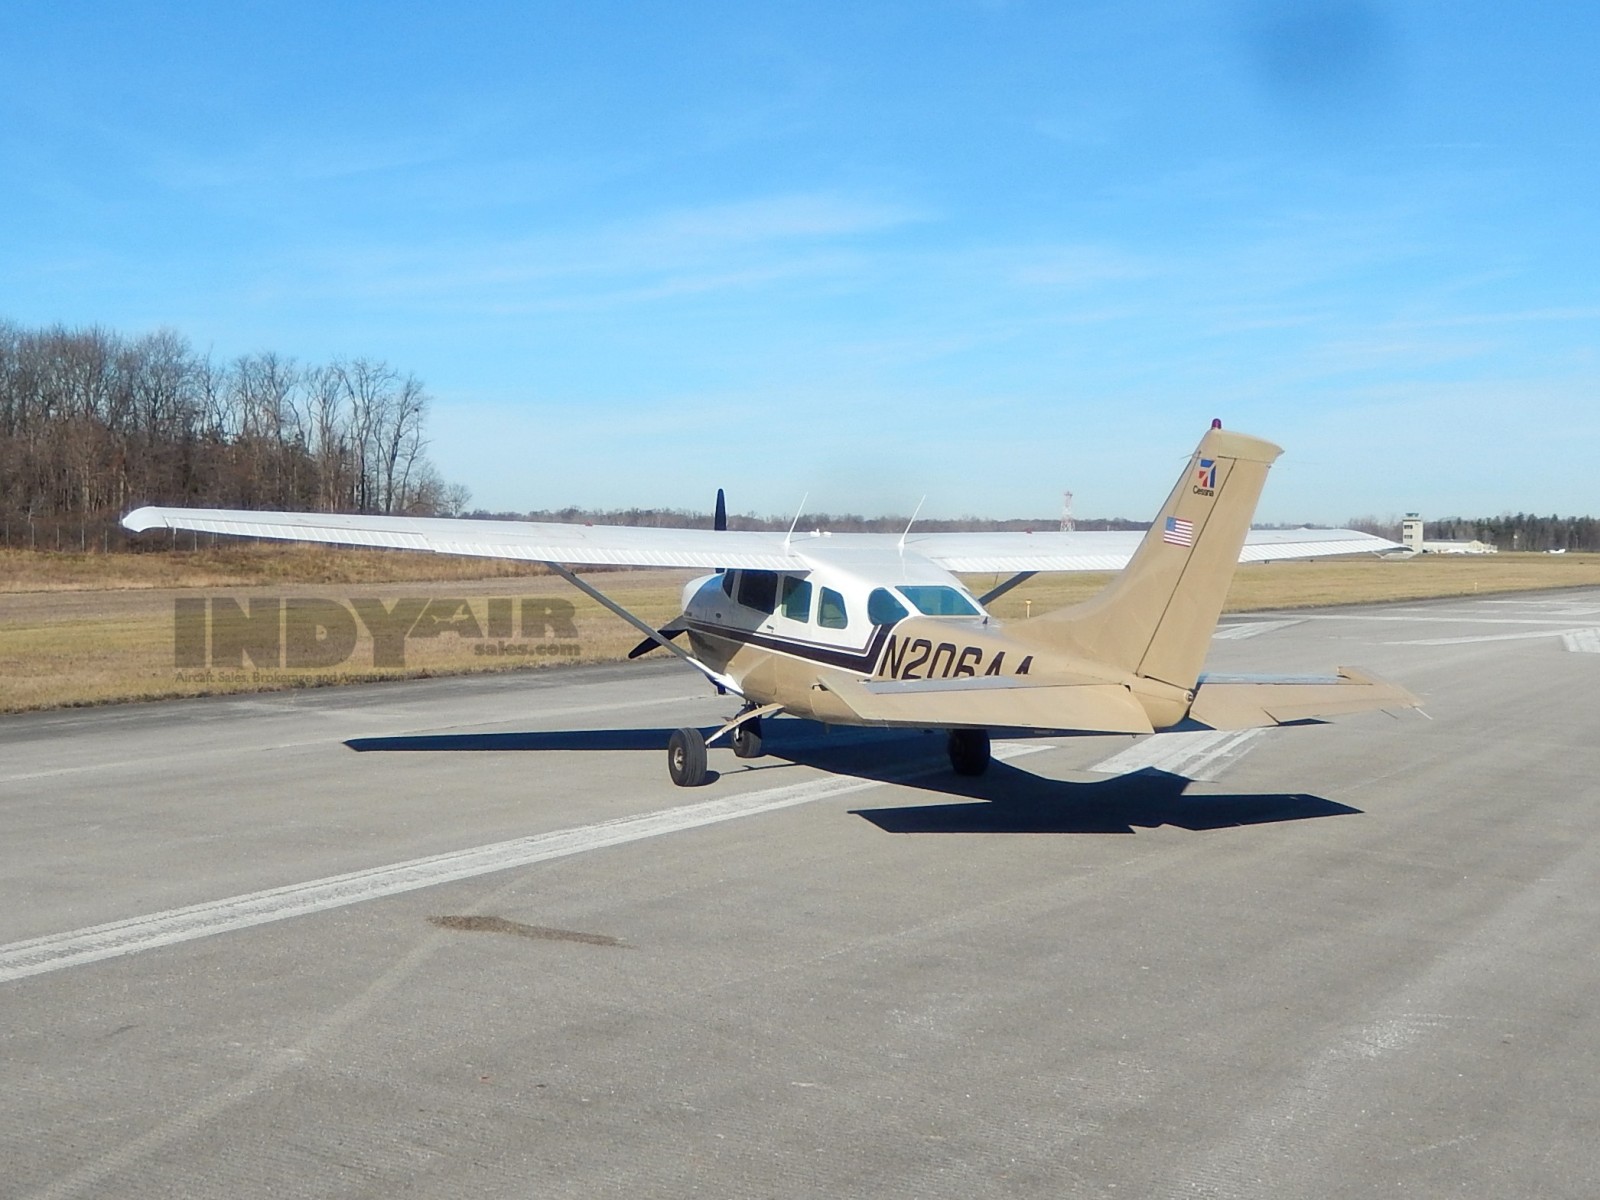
122 507 1399 573
121 507 801 570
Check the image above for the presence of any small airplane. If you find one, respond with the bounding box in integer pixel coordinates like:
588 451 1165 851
124 421 1417 787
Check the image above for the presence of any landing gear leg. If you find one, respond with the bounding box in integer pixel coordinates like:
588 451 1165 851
732 715 764 759
667 727 708 787
707 703 782 760
947 729 991 777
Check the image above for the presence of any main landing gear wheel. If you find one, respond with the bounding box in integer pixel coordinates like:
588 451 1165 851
667 727 708 787
947 728 992 777
732 715 764 759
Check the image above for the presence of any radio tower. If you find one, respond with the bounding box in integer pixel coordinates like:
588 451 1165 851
1060 490 1075 532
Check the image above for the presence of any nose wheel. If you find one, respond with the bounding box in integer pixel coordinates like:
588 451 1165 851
667 727 708 787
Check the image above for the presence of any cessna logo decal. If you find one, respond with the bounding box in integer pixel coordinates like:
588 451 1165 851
876 635 1032 681
1191 457 1217 497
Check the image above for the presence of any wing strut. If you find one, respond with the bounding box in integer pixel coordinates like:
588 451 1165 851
543 562 745 697
978 571 1036 606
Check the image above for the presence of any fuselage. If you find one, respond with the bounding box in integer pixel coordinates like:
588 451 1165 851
676 543 1175 727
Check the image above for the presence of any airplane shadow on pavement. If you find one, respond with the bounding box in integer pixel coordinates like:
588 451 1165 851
847 761 1359 835
346 721 1358 836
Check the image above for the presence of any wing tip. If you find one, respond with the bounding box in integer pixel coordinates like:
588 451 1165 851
122 506 167 533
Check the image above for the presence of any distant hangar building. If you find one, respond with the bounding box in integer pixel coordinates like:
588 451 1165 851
1401 514 1498 555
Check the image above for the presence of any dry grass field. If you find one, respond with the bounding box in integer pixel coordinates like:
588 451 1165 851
3 548 1598 712
0 544 551 591
979 552 1600 620
0 568 689 712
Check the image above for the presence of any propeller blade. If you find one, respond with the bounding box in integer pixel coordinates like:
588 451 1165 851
713 487 729 574
627 627 685 659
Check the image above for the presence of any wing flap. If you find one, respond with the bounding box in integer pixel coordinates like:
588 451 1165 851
1189 668 1420 730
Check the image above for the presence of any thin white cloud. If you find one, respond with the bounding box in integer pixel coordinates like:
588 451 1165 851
1396 306 1600 329
1009 245 1156 288
150 134 457 190
269 192 926 310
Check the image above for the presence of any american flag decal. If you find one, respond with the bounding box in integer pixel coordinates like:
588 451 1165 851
1162 516 1194 547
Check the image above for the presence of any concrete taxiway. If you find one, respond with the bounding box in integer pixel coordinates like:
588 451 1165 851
3 588 1600 1198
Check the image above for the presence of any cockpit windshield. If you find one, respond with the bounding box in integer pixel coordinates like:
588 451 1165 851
897 585 980 617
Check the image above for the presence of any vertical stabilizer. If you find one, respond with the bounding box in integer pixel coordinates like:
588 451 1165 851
1020 424 1283 691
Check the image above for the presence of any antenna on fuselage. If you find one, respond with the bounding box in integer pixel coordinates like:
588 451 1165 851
783 493 809 550
898 495 926 554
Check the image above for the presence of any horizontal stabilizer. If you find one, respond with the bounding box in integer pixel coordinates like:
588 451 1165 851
825 674 1154 733
1189 668 1420 730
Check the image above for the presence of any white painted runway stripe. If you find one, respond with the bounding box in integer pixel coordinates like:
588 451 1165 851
1087 728 1265 782
1484 599 1600 613
0 742 1051 985
1562 629 1600 653
1391 627 1600 647
1297 614 1592 626
1212 618 1303 641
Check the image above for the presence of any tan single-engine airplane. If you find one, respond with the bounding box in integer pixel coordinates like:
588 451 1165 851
124 422 1417 787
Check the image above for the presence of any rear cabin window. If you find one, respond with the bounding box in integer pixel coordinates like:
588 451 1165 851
818 588 848 629
780 576 812 621
898 585 980 617
737 570 778 614
867 588 909 626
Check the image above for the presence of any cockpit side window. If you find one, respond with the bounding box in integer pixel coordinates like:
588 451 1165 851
720 571 735 598
737 570 778 614
818 588 848 629
780 576 812 621
867 587 910 626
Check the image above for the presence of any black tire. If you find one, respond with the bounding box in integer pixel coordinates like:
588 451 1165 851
947 728 991 777
667 727 708 787
732 716 764 759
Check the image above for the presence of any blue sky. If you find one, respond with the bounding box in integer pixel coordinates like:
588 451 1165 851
3 1 1598 523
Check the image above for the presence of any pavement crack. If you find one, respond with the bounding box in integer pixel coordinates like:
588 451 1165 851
427 914 623 946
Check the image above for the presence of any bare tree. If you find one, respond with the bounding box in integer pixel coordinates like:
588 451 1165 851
0 319 468 546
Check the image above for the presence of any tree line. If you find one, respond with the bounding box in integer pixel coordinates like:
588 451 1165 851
1349 514 1600 552
0 320 467 550
479 505 1149 534
1428 514 1600 553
